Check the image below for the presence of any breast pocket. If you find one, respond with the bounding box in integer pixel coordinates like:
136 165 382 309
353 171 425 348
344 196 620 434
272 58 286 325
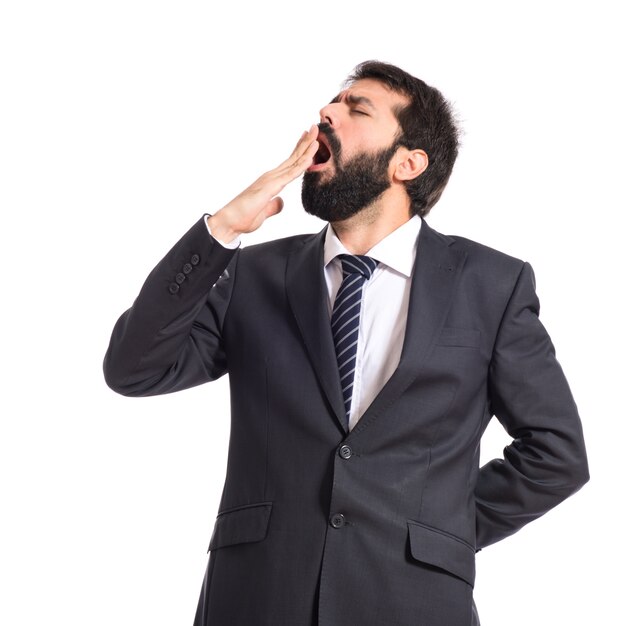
208 501 273 552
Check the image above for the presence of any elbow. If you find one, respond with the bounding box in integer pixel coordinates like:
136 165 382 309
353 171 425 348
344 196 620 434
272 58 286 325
549 420 590 497
570 430 591 492
103 352 179 398
102 353 141 397
559 449 590 498
103 370 151 398
103 363 132 397
571 455 590 492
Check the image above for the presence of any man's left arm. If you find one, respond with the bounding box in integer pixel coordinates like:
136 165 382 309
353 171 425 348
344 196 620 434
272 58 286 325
475 261 589 550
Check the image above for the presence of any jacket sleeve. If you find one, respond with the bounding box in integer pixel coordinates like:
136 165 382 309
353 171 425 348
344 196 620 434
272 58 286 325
103 216 238 397
475 262 589 550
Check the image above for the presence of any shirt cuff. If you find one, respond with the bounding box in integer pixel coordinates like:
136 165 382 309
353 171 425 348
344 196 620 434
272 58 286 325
203 213 241 250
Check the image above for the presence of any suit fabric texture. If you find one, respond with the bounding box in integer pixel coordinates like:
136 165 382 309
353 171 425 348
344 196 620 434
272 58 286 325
104 216 589 626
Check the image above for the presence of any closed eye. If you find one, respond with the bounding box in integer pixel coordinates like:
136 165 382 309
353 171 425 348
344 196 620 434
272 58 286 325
351 109 368 116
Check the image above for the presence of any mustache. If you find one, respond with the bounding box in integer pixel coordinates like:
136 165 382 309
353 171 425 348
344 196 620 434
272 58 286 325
317 123 342 161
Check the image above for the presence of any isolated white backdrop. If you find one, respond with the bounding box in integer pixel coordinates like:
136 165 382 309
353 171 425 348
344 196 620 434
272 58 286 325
1 1 624 624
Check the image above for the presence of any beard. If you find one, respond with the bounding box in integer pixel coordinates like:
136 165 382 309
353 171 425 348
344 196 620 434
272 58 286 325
301 128 399 223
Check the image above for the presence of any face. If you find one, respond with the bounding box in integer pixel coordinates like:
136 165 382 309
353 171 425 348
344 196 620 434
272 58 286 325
302 79 409 222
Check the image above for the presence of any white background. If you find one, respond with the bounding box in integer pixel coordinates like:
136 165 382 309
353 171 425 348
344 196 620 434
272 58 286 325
1 1 624 624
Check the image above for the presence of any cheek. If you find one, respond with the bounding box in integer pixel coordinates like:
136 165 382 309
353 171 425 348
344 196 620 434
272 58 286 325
341 139 378 162
354 126 399 154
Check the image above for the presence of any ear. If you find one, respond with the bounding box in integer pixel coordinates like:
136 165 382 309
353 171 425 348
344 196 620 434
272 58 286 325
392 148 428 182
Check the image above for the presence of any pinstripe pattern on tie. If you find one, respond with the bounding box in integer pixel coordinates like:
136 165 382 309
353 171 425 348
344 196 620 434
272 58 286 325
331 254 378 424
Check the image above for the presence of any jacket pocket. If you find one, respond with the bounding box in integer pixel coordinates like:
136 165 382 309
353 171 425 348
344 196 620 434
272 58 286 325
208 501 273 551
436 327 481 348
407 520 476 587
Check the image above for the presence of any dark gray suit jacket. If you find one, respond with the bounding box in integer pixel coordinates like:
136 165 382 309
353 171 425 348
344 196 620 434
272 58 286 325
104 216 589 626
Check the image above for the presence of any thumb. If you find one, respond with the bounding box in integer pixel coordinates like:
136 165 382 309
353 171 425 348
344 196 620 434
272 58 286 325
263 196 284 219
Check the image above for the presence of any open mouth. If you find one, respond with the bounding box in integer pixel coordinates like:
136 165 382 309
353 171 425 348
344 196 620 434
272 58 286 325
311 132 333 168
313 138 331 165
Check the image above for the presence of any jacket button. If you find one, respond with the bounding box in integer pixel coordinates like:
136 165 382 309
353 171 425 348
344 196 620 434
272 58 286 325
190 254 200 266
168 283 180 294
175 272 186 284
183 263 193 274
330 513 345 528
339 445 352 459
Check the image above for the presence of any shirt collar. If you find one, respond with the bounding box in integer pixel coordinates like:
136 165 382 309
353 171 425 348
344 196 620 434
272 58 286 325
323 215 421 278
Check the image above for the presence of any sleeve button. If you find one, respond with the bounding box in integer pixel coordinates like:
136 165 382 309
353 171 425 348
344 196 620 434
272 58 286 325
168 283 180 294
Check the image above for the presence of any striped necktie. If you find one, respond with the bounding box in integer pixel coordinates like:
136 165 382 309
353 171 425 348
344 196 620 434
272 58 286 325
331 254 378 426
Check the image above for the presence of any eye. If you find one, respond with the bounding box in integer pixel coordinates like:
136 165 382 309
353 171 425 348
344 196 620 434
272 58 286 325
351 109 368 116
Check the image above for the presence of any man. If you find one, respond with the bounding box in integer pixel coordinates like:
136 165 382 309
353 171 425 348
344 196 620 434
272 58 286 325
104 61 589 625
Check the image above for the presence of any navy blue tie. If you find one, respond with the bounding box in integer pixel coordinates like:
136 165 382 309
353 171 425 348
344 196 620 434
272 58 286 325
331 254 378 426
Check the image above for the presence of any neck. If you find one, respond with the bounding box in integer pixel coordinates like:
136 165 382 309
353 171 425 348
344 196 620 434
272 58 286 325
331 188 412 255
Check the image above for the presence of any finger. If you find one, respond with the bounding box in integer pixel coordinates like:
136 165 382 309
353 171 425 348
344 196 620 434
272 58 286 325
293 124 318 150
278 128 320 174
284 124 319 166
243 127 319 201
281 138 319 179
254 137 318 199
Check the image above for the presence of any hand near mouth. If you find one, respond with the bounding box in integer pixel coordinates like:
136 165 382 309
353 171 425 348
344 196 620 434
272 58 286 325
207 125 319 243
307 128 333 172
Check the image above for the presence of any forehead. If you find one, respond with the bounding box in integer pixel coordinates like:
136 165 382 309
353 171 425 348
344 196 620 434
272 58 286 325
334 78 409 115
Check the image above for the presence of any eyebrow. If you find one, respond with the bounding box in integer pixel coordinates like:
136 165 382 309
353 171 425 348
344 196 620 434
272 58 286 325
329 93 376 109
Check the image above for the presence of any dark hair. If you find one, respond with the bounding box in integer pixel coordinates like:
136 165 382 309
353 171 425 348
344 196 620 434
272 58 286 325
345 61 460 217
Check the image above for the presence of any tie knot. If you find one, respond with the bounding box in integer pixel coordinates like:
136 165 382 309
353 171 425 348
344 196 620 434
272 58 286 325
338 254 378 280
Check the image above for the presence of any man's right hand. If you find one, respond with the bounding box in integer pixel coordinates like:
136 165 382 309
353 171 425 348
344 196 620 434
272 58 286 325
207 125 319 243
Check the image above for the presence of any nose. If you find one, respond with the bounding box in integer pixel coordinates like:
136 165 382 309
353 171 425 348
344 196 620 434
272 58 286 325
319 102 341 129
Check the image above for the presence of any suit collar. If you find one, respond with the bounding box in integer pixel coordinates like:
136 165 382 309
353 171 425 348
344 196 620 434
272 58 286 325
285 219 467 438
323 216 422 279
348 219 467 439
286 226 348 433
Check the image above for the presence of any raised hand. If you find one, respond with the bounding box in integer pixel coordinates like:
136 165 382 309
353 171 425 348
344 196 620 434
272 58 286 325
207 125 319 243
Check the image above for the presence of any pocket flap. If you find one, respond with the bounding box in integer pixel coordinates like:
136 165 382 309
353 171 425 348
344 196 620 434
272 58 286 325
208 501 273 551
407 520 476 587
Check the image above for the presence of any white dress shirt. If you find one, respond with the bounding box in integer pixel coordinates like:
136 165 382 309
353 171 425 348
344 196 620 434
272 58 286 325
205 214 421 431
323 216 421 430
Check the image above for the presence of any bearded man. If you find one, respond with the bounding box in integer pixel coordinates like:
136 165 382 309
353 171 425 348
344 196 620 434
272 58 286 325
104 61 589 626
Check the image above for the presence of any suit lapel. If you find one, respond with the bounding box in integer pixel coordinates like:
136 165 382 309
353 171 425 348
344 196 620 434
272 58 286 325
348 219 468 438
286 227 347 433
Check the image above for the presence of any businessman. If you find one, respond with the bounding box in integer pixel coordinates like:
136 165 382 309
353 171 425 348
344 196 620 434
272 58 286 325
104 61 589 626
